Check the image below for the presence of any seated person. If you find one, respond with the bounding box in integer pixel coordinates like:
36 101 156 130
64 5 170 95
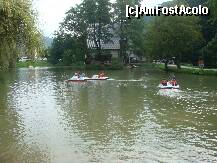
98 71 105 78
74 72 81 78
170 79 177 86
160 79 168 86
81 73 86 77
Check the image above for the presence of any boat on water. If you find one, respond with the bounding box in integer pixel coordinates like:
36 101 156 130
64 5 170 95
87 75 109 81
158 83 180 89
67 76 89 82
66 72 110 82
66 73 90 82
67 76 90 82
158 79 180 89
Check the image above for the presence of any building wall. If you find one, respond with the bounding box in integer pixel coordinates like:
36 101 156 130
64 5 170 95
110 50 119 58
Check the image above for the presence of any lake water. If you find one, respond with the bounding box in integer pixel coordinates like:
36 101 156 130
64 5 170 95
0 67 217 162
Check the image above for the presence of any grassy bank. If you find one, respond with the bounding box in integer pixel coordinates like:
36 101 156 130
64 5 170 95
16 61 124 70
156 64 217 76
53 59 124 70
17 61 50 68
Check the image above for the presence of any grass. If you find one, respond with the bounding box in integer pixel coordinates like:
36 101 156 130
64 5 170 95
16 60 124 71
156 63 217 76
16 61 50 68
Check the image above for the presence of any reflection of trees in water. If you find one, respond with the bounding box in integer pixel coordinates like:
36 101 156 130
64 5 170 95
59 81 146 147
0 69 51 162
0 70 20 161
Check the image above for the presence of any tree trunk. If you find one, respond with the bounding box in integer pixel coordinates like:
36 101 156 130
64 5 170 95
176 61 181 69
93 22 99 51
97 21 102 56
165 59 169 71
176 54 181 69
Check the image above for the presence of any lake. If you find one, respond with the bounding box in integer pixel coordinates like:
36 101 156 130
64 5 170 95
0 67 217 162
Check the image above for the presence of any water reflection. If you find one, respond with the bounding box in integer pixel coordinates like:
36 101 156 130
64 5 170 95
57 79 147 162
0 68 216 162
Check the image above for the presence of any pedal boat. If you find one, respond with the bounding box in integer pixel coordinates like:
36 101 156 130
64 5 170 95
87 75 109 81
66 76 89 82
158 83 180 89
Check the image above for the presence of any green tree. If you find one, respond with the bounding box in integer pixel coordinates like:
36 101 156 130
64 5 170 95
82 0 112 56
49 0 113 65
145 14 202 69
0 0 43 70
201 0 217 68
49 33 85 66
113 0 145 63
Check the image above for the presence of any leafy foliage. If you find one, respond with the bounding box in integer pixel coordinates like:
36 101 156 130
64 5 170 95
200 0 217 67
113 0 145 62
49 0 217 68
48 33 85 65
145 0 217 69
49 0 114 65
0 0 43 70
145 2 203 68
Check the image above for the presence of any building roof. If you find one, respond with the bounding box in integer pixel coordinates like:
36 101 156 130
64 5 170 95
87 37 120 50
87 24 120 50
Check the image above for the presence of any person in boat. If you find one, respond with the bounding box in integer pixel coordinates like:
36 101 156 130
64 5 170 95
98 71 105 78
170 79 177 86
160 79 168 86
74 72 81 78
81 73 86 77
169 76 178 86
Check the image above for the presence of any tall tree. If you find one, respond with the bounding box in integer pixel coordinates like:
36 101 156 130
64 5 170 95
201 0 217 68
82 0 112 56
0 0 43 70
60 4 88 59
145 14 203 69
49 0 113 65
49 33 86 65
113 0 145 63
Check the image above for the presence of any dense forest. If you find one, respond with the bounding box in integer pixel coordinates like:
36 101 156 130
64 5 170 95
0 0 42 70
48 0 217 68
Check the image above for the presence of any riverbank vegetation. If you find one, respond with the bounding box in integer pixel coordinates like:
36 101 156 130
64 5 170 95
1 0 217 72
146 0 217 70
16 61 50 68
156 63 217 76
0 0 43 70
47 0 217 71
48 0 145 69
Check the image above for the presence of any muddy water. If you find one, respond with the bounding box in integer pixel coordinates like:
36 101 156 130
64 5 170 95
0 68 216 162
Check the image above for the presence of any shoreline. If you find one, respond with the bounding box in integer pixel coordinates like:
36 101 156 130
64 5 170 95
155 63 217 76
15 61 124 70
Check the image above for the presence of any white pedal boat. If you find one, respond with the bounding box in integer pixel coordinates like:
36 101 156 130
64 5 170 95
67 76 89 82
87 75 109 80
158 83 180 89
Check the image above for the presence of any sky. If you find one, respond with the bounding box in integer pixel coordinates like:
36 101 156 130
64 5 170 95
33 0 169 37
